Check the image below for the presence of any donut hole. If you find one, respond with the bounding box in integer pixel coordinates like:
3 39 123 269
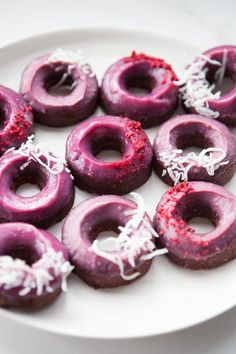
170 125 214 155
85 128 125 162
213 76 235 96
187 217 215 234
123 64 156 96
96 149 122 162
181 196 218 234
43 65 76 96
5 244 39 265
16 184 41 197
0 98 10 129
96 230 119 251
125 75 155 96
12 162 48 198
88 220 121 249
206 59 235 96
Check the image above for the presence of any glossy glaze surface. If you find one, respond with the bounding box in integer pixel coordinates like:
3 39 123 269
20 53 99 127
0 85 33 154
155 181 236 268
101 52 178 127
66 115 153 194
153 114 236 185
0 151 75 227
62 195 153 288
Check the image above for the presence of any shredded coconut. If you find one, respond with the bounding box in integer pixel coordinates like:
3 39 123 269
214 49 228 86
175 53 228 118
0 249 73 296
91 193 168 281
48 48 94 78
160 147 229 185
5 135 73 178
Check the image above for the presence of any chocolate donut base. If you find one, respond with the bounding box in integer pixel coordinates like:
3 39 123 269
0 287 61 310
33 98 98 127
164 238 236 270
101 102 178 129
73 261 152 289
184 105 236 127
0 188 75 229
153 159 236 186
69 164 152 195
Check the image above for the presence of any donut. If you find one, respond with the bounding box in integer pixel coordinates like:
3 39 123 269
0 145 74 228
66 115 153 195
20 49 99 127
62 194 161 288
100 52 178 128
177 45 236 125
0 222 73 309
0 85 33 155
153 114 236 186
154 181 236 269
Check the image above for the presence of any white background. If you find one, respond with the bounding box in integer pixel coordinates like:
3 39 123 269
0 0 235 353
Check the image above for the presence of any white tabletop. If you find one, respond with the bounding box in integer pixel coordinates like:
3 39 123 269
0 0 235 353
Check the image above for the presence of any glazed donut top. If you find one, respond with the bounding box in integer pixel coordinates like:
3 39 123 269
63 193 167 281
0 223 73 297
66 115 152 180
0 85 33 154
153 114 236 185
0 135 73 214
20 49 96 110
90 194 167 274
176 45 236 120
123 51 177 81
155 181 236 261
102 51 178 101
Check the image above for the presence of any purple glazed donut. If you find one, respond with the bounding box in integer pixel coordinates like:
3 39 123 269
20 50 99 127
153 114 236 186
0 150 75 228
0 85 33 155
154 181 236 269
100 52 178 128
66 115 153 195
181 45 236 125
0 222 73 309
62 195 154 288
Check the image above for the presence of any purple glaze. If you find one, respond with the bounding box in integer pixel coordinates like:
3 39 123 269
66 115 153 195
20 54 99 127
189 45 236 125
62 195 153 288
0 151 75 227
153 114 236 186
0 222 68 308
154 181 236 269
0 85 33 155
100 53 178 128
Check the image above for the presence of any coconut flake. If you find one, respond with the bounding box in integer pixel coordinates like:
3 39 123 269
174 53 228 118
0 249 73 296
90 192 168 280
160 147 229 185
214 49 228 86
5 135 73 178
47 48 94 78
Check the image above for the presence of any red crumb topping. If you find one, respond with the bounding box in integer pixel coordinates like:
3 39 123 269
125 119 148 155
108 119 150 174
156 182 216 260
156 182 194 238
125 51 177 81
0 105 33 153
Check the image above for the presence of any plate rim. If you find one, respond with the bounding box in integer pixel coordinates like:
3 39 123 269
0 26 234 340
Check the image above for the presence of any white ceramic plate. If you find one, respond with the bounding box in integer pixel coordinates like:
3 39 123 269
0 28 235 339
